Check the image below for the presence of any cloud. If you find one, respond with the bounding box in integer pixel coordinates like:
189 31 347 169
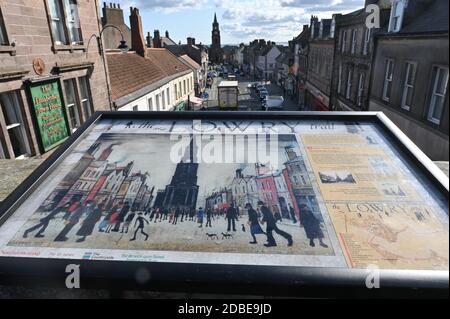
113 0 209 13
281 0 365 13
214 0 366 42
111 0 366 42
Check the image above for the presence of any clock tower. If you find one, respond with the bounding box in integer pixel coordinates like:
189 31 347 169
210 13 223 64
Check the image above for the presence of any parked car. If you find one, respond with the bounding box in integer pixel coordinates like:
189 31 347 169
263 96 284 110
256 84 266 92
259 90 269 101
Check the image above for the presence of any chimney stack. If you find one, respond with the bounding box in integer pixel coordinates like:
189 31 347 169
165 30 170 38
129 7 146 56
146 32 153 48
153 30 162 48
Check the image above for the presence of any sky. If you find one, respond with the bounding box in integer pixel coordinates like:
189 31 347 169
95 133 299 209
109 0 366 45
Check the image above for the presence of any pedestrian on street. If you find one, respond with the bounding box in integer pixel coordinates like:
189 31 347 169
55 200 96 242
173 207 181 225
226 203 238 232
205 209 212 228
197 207 204 228
148 208 155 221
76 203 105 242
289 204 298 224
258 201 293 248
246 203 265 244
112 201 130 232
299 203 328 248
121 206 137 234
130 213 149 241
23 202 71 239
274 208 283 223
105 210 119 233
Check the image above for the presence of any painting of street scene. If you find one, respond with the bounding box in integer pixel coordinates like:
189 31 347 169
9 133 334 256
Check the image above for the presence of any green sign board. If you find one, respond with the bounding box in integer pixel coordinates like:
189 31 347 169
29 80 70 152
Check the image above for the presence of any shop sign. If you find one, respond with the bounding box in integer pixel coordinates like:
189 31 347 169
29 79 70 152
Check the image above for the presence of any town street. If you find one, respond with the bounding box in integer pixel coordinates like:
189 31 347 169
203 74 300 111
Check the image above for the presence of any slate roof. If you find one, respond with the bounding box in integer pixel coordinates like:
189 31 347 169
179 54 201 70
106 48 190 101
146 48 190 76
378 0 448 36
400 0 448 34
106 52 165 101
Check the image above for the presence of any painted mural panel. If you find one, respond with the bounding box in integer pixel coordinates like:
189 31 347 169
0 119 447 270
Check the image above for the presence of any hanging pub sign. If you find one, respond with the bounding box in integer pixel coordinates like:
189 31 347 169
28 78 70 152
0 111 447 297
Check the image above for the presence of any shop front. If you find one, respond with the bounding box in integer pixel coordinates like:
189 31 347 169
305 83 330 111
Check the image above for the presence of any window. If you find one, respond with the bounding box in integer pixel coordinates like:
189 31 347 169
351 29 357 54
161 91 166 110
64 79 81 131
183 80 187 95
47 0 82 45
337 63 343 94
166 88 170 106
357 73 365 108
174 84 178 100
0 8 9 45
0 91 31 158
156 94 160 111
148 97 153 111
346 67 353 100
389 0 405 33
341 30 347 53
427 66 449 125
132 105 138 111
401 62 417 111
78 76 92 119
382 59 395 102
363 28 371 55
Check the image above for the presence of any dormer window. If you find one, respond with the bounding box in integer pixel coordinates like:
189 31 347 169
330 17 336 38
389 0 406 33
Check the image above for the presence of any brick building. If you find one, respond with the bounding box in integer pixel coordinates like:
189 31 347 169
0 0 109 159
305 16 337 111
101 2 131 51
106 7 194 111
369 0 449 160
331 1 390 111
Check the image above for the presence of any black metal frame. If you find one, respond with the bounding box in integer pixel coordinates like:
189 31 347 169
0 111 448 298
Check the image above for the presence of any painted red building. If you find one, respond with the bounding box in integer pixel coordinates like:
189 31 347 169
282 168 300 217
256 174 281 214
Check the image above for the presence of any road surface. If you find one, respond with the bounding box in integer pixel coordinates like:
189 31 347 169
203 74 300 111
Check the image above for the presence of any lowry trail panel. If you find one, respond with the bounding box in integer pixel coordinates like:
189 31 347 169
0 118 448 271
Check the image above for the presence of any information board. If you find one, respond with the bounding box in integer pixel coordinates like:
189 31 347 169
28 80 70 152
0 114 448 273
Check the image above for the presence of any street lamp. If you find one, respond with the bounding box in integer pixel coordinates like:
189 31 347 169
86 25 129 111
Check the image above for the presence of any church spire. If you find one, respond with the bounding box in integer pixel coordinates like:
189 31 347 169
214 12 218 24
